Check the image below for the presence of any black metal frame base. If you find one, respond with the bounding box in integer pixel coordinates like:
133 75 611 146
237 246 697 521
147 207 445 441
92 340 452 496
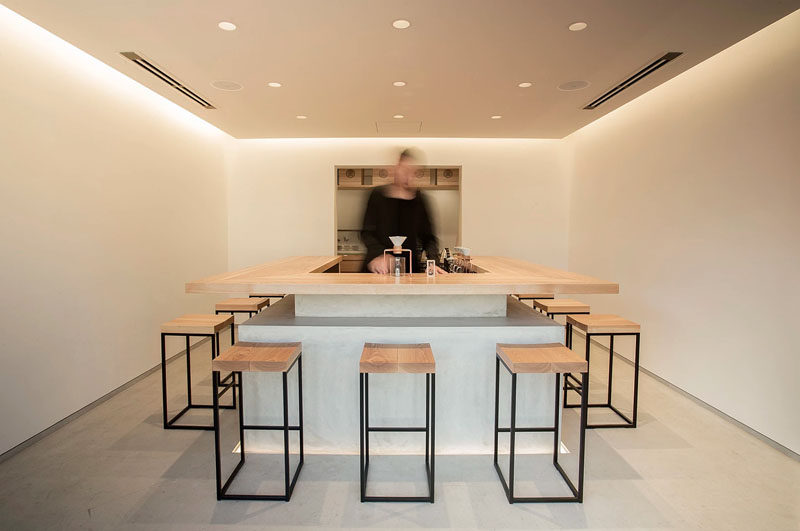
161 325 236 431
493 355 588 503
359 372 435 503
212 355 304 501
564 326 641 429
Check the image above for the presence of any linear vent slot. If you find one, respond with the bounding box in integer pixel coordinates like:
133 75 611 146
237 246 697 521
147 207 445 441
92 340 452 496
583 52 682 110
120 52 215 109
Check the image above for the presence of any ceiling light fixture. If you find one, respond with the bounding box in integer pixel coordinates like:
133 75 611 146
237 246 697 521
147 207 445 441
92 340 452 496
392 19 411 29
568 22 588 31
491 115 502 119
296 115 307 119
393 81 406 87
518 82 532 88
267 82 282 88
218 21 237 31
393 114 405 119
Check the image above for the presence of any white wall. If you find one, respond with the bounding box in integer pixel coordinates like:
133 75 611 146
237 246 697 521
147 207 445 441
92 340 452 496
565 11 800 453
228 138 570 269
0 7 229 454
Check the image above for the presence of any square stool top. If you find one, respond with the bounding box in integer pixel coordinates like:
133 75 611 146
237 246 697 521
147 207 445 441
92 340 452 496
211 342 302 373
161 314 234 335
496 343 588 374
566 314 640 334
515 293 554 299
360 343 435 374
533 298 590 314
215 297 269 312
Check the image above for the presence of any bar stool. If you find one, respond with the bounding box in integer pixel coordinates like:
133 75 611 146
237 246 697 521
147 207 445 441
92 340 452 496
494 343 588 503
211 342 304 501
359 343 436 503
565 314 641 429
532 299 590 347
160 314 236 430
249 293 285 305
515 293 554 306
215 297 270 320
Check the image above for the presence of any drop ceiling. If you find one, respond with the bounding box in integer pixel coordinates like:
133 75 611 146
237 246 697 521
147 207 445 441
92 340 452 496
5 0 798 138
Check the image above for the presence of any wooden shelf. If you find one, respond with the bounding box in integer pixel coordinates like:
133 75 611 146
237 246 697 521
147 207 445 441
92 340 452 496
336 165 460 190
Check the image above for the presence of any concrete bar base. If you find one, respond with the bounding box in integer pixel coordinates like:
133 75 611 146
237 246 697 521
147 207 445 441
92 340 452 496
237 296 564 455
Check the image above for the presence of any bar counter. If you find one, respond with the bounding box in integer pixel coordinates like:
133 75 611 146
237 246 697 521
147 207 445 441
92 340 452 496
186 256 618 454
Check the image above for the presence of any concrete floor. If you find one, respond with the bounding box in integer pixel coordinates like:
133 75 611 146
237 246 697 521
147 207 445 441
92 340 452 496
0 331 798 531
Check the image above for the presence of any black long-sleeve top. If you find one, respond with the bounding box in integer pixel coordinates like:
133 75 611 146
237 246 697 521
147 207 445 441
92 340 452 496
360 186 440 273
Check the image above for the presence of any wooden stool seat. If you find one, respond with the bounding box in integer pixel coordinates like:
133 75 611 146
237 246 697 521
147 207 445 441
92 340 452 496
215 298 269 313
496 343 588 374
566 314 640 334
212 342 301 373
161 314 234 335
533 299 590 314
515 293 554 300
359 343 436 374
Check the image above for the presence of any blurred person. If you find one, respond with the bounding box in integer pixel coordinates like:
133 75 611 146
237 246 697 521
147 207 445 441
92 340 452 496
361 149 447 274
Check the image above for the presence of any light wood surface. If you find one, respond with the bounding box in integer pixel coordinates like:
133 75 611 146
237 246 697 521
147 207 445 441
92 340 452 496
496 343 588 374
360 343 435 374
215 297 269 312
533 298 590 314
566 314 641 334
211 342 302 372
186 255 619 296
161 314 234 334
515 293 555 299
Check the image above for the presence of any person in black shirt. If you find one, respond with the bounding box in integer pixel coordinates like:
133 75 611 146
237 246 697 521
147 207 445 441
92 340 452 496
361 149 447 274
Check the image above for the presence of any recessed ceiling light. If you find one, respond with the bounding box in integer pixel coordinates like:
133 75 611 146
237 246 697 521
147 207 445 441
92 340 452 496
518 82 533 88
568 22 588 31
210 80 243 91
218 21 237 31
267 82 282 88
393 81 406 87
392 19 411 29
393 114 405 119
296 115 307 119
491 115 502 119
558 80 590 91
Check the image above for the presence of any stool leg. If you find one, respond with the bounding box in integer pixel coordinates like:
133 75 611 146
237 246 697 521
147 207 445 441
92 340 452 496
185 335 192 407
632 333 641 428
282 371 290 500
553 373 561 465
365 373 370 468
425 373 430 465
430 372 435 503
238 372 245 462
212 370 222 499
161 333 168 428
577 371 589 501
508 372 517 503
493 356 500 465
607 335 615 407
230 322 235 345
298 356 304 462
359 373 365 502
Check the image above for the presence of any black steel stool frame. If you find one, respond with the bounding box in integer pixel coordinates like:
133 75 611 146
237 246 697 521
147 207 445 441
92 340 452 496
359 372 435 503
563 327 641 429
539 311 590 348
160 325 237 431
212 354 304 501
493 355 589 503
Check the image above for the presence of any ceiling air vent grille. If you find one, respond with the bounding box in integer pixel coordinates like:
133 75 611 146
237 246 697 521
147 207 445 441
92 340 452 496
583 52 682 110
120 52 215 109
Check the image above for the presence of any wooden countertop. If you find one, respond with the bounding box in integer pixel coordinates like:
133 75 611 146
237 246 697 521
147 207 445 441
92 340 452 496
186 256 619 295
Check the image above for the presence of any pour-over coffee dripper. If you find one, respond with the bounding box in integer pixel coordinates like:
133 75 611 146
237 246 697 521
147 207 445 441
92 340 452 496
389 236 407 252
